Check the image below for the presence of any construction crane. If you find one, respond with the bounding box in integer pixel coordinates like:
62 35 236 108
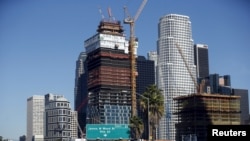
76 97 87 140
123 0 148 117
175 43 205 94
77 120 85 140
98 7 105 20
107 7 116 21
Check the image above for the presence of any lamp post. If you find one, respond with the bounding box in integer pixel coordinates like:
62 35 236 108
136 93 150 140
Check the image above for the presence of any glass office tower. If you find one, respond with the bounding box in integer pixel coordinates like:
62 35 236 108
74 52 88 137
194 44 209 78
157 14 196 140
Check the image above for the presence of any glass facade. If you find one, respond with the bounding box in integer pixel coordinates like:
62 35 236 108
74 52 88 137
194 44 209 78
157 14 196 140
232 89 250 124
136 56 155 94
104 105 131 124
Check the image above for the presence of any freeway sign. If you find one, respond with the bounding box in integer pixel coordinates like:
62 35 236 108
86 124 130 140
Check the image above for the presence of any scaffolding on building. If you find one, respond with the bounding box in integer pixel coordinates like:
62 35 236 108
86 20 132 124
174 93 241 141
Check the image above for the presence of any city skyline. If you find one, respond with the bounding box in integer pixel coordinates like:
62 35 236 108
0 0 249 140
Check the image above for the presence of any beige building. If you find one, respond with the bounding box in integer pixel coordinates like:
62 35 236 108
27 95 45 141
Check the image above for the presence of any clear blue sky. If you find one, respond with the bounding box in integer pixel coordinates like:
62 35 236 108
0 0 249 140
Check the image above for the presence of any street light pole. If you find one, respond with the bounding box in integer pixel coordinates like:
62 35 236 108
136 93 150 140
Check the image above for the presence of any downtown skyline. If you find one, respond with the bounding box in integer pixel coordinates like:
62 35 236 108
0 0 249 140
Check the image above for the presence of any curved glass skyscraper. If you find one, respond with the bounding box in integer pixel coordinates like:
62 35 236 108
157 14 196 140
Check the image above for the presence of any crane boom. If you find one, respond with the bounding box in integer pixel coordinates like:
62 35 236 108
98 7 105 19
175 43 198 93
123 0 148 117
77 121 84 139
134 0 148 22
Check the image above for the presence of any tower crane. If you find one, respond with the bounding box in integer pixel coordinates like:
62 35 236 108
123 0 148 117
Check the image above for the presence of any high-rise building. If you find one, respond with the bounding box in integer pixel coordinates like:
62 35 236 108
136 56 155 94
194 44 209 78
85 20 136 124
148 51 157 64
44 93 77 141
209 73 219 94
27 95 45 141
74 52 88 136
147 51 157 83
209 73 231 95
232 88 250 124
136 55 155 139
157 14 196 140
218 75 232 94
219 75 231 86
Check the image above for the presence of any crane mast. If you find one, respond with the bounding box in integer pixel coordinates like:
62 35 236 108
124 0 148 117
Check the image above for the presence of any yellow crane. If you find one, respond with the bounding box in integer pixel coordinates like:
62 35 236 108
123 0 148 116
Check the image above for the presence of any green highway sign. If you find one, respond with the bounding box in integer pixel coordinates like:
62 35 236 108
86 124 130 140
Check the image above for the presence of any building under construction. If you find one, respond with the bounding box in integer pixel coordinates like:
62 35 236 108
85 19 137 124
174 93 241 141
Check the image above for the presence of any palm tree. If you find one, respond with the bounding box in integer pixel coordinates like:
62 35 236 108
140 84 164 141
129 116 144 140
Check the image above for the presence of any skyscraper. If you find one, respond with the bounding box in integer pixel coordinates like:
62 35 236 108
136 55 155 139
209 73 232 95
27 95 45 141
148 51 157 83
194 44 209 78
232 88 250 124
157 14 196 140
136 55 155 94
74 52 88 136
85 20 135 124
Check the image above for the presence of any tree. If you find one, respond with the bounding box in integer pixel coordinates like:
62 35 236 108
129 116 144 140
140 84 164 140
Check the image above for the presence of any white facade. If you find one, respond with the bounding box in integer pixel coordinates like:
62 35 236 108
27 95 45 141
71 111 78 140
84 33 138 55
157 14 196 140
